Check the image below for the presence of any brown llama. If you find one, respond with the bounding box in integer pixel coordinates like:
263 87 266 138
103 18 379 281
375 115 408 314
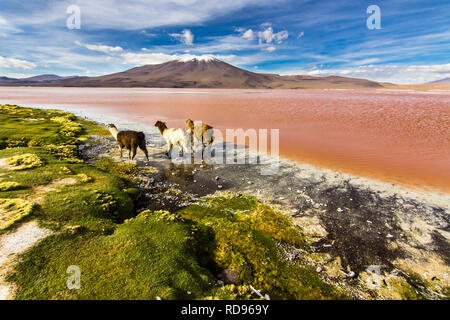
108 124 149 161
186 119 214 149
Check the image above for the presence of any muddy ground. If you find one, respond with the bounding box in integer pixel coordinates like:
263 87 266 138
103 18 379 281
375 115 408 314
80 133 450 299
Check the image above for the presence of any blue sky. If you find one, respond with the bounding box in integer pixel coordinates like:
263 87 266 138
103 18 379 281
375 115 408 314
0 0 449 83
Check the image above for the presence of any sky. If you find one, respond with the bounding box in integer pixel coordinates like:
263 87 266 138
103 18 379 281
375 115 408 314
0 0 449 84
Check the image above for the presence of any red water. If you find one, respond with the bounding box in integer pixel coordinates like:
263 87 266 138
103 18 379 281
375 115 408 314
1 87 449 193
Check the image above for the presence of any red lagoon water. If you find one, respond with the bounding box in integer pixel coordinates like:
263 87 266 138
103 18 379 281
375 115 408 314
1 87 449 193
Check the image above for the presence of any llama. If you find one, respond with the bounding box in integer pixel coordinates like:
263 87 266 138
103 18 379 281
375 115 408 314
108 124 149 161
154 121 192 158
186 119 214 150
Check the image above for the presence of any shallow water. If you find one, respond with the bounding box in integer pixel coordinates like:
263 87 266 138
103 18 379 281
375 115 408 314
1 87 449 193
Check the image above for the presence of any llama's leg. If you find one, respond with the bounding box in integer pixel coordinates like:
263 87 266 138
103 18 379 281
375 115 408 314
119 144 124 158
139 143 149 161
167 142 173 158
190 132 194 150
179 143 184 157
131 144 137 160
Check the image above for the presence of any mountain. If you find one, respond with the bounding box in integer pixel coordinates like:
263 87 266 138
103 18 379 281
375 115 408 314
0 76 19 83
22 74 65 82
0 57 384 89
427 77 450 84
0 74 71 85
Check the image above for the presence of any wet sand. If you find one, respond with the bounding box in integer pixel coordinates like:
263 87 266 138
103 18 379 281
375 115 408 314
1 87 449 193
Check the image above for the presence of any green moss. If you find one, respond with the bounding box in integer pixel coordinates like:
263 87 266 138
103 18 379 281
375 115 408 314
0 181 23 191
390 278 421 300
8 153 44 170
0 105 135 232
9 211 214 300
178 193 345 300
95 158 138 177
205 285 258 300
76 173 92 183
0 198 35 230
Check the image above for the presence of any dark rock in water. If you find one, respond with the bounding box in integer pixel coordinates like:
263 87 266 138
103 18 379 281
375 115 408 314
221 269 239 284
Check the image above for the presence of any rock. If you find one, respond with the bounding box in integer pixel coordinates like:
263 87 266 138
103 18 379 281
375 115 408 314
348 271 356 278
221 269 239 285
248 181 254 185
218 185 223 189
215 176 220 180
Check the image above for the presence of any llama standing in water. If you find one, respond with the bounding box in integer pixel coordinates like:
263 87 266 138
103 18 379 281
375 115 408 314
154 121 192 158
186 119 214 150
108 124 149 161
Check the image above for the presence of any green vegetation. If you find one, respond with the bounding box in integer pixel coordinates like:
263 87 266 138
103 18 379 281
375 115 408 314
178 194 345 300
1 104 345 300
0 181 23 191
0 198 35 230
7 153 44 170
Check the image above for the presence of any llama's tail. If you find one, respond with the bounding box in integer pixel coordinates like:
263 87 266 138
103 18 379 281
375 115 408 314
138 132 147 149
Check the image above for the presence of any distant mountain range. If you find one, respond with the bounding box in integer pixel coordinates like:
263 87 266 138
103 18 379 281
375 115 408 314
0 74 75 85
427 77 450 84
0 57 385 89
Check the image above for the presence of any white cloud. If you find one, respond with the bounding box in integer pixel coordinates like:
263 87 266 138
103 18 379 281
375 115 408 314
263 46 276 52
74 41 123 54
283 63 450 84
297 31 304 39
121 52 179 65
170 29 194 45
242 29 255 41
240 26 289 48
0 16 21 37
0 56 36 69
120 52 236 66
257 27 288 44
